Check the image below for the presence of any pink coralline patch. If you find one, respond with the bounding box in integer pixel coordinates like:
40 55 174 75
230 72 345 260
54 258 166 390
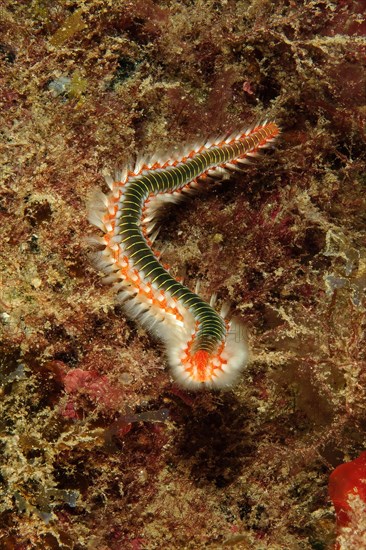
242 81 254 95
62 400 80 420
329 451 366 528
62 368 122 410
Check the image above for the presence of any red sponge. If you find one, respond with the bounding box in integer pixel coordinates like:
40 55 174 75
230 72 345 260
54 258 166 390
329 451 366 528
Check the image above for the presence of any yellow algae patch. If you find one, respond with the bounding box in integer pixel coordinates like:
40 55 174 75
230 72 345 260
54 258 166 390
50 9 86 47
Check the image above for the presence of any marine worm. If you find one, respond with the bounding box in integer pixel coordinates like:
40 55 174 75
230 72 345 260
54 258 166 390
88 120 280 389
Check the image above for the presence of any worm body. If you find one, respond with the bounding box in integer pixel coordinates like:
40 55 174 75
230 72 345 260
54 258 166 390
88 121 280 389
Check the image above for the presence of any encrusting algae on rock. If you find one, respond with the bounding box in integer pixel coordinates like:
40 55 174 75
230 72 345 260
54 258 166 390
0 0 365 547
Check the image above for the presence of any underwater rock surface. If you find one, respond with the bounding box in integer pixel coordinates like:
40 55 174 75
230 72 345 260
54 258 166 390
0 1 365 548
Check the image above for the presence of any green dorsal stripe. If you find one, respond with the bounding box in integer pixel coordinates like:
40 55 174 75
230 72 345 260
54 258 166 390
117 129 274 352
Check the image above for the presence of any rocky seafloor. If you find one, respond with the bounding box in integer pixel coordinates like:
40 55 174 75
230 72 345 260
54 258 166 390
0 1 365 548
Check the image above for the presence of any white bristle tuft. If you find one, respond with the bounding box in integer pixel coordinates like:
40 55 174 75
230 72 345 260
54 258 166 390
194 280 201 295
220 302 231 319
104 174 114 189
85 235 106 248
149 228 160 244
87 213 106 232
102 273 121 284
237 158 253 165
